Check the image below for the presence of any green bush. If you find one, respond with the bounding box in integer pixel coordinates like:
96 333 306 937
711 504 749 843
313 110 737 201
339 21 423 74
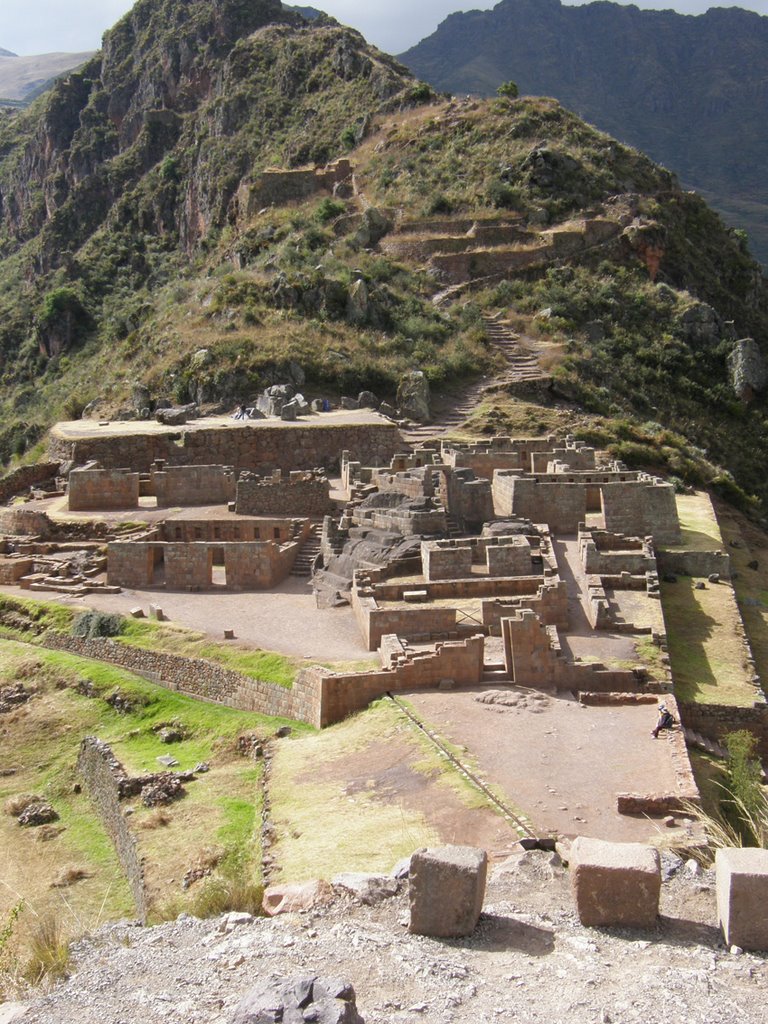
72 611 124 640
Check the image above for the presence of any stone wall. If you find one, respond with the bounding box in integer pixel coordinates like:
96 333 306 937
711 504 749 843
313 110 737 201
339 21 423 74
493 470 681 543
0 462 61 503
678 700 768 760
160 518 304 544
481 580 569 631
77 737 148 921
0 555 35 583
69 468 140 511
107 538 301 590
429 244 551 284
306 635 486 726
371 574 551 602
39 629 487 730
420 536 534 583
41 631 322 725
580 529 656 576
50 422 402 477
422 541 473 582
352 583 459 650
493 473 587 532
658 550 732 579
0 508 55 537
501 610 646 691
151 463 236 507
235 470 333 517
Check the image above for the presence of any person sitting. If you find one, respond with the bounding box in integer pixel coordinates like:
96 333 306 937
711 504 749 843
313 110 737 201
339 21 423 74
652 702 675 738
233 403 248 420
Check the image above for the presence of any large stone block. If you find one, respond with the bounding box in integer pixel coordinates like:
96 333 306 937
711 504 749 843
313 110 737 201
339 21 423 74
409 845 487 938
716 847 768 950
570 837 660 928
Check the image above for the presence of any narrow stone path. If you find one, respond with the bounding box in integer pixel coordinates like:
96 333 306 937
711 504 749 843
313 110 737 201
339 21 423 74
400 311 550 445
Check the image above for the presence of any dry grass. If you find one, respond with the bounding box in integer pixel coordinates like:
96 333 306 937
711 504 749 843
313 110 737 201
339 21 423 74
50 865 92 889
136 808 171 830
3 794 42 818
22 913 70 986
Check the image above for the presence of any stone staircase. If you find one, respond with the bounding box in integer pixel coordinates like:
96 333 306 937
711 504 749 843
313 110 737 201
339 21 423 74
481 312 551 386
399 311 550 445
683 728 729 760
291 524 323 578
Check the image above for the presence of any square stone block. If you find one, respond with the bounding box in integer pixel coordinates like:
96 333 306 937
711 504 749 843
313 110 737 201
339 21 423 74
409 845 487 938
570 837 660 928
716 847 768 950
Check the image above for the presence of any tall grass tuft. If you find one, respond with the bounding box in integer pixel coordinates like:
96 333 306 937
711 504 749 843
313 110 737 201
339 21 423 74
23 913 70 987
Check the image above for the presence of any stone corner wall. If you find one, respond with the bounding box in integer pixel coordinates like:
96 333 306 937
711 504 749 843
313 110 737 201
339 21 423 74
76 736 148 922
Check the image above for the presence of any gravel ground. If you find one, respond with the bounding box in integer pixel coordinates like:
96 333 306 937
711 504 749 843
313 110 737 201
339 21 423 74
13 851 768 1024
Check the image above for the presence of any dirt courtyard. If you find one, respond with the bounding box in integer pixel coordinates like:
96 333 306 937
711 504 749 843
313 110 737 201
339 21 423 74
405 686 683 843
0 578 368 662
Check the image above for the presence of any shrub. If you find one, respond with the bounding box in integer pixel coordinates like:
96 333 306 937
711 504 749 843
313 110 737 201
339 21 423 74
72 611 123 640
497 80 519 99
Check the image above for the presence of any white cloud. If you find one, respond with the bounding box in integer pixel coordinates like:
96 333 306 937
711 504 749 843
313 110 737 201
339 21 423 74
1 0 767 57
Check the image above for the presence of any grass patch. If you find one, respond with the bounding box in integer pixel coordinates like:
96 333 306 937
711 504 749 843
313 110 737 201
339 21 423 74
0 637 301 936
661 578 754 705
117 618 299 687
664 492 724 552
269 700 502 882
713 501 768 700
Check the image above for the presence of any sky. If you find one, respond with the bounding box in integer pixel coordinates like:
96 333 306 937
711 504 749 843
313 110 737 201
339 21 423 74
1 0 768 57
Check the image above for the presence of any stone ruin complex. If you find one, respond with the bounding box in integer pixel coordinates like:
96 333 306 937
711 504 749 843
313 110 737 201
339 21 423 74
4 419 756 832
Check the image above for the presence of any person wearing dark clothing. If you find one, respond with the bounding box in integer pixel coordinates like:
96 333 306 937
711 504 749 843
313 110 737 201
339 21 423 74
652 703 675 738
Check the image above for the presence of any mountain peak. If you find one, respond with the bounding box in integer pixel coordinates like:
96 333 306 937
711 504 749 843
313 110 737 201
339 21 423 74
0 47 18 58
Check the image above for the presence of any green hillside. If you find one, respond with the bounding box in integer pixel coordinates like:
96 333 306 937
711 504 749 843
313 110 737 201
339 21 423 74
400 0 768 267
0 0 767 511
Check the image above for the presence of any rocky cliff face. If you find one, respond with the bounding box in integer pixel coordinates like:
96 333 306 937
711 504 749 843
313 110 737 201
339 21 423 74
400 0 768 265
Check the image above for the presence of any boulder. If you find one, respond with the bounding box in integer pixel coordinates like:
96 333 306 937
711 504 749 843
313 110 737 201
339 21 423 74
716 847 768 951
281 401 299 421
155 407 189 426
332 872 399 904
231 976 364 1024
262 880 332 917
340 397 359 411
346 278 369 325
408 845 487 938
131 383 151 413
728 338 767 401
353 206 392 248
356 391 379 409
570 837 660 928
679 301 721 346
396 370 430 423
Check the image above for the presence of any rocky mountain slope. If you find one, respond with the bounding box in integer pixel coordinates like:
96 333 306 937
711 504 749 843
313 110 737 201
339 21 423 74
0 0 767 510
0 49 95 103
400 0 768 265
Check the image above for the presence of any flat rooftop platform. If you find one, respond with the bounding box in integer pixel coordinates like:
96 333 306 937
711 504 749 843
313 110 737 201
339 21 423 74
51 409 395 441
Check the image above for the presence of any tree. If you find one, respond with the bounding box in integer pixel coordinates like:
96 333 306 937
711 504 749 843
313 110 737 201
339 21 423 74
497 80 519 100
